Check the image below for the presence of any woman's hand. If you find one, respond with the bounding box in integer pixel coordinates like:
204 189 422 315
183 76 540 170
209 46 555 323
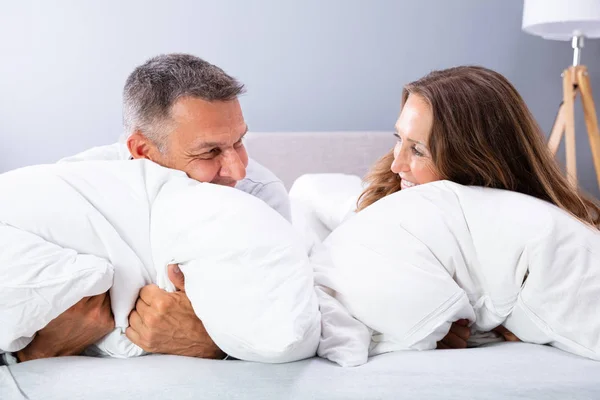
493 325 520 342
437 319 471 349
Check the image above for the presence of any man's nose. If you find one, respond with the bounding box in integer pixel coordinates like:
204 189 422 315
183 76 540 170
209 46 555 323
220 150 246 182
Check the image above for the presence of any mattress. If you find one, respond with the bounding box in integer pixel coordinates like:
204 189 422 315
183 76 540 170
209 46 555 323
2 343 599 399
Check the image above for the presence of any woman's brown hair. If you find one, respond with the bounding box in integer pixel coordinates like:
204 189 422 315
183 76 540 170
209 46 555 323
357 66 600 228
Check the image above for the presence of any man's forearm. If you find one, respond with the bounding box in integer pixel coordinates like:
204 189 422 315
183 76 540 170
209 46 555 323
15 293 114 362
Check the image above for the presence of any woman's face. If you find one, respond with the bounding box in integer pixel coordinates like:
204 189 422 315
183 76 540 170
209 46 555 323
391 94 441 190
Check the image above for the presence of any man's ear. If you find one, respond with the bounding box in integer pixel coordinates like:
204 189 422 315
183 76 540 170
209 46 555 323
127 132 157 160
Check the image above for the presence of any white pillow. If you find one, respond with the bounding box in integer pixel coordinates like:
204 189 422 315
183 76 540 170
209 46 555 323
0 223 114 352
151 178 321 363
289 174 364 253
312 180 600 366
311 182 475 366
0 160 320 363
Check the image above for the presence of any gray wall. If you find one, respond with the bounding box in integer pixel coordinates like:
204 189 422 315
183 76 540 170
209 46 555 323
1 0 599 197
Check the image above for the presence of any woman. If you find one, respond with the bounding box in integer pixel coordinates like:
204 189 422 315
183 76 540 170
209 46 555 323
357 65 600 348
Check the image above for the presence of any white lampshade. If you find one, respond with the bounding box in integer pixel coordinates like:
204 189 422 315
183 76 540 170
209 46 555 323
522 0 600 40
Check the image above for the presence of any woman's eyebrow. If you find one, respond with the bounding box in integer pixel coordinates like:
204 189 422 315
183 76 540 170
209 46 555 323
407 138 428 147
395 129 428 147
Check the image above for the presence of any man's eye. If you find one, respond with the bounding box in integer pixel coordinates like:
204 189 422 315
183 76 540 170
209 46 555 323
196 149 219 159
234 139 244 148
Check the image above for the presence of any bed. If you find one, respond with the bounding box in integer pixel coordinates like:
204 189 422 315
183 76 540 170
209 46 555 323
2 131 599 400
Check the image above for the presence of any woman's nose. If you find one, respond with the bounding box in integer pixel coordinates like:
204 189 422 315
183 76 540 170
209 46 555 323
391 146 409 174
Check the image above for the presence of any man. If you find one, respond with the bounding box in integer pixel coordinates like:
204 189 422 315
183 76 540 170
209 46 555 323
13 53 291 362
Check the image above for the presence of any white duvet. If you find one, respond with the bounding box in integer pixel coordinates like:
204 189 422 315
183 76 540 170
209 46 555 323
292 175 600 367
0 160 320 363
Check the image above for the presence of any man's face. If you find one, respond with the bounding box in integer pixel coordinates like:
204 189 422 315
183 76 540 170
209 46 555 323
131 97 249 186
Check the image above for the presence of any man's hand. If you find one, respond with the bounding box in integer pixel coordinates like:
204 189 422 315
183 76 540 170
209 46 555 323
437 319 471 349
126 264 225 359
16 292 114 362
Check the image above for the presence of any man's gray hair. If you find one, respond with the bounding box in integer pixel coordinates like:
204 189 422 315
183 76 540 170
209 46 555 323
122 53 245 151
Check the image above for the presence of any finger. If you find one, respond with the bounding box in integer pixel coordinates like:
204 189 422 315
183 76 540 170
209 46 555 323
128 310 146 332
493 326 520 342
449 323 471 341
455 319 469 327
504 332 520 342
437 341 450 349
125 327 143 347
167 264 186 292
139 284 161 306
134 297 152 318
441 332 468 349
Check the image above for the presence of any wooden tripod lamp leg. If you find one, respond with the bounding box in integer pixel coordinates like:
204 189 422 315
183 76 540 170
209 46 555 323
577 66 600 190
548 103 566 156
563 67 578 186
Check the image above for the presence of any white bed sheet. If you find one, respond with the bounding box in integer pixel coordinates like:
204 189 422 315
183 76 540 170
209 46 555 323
2 343 599 400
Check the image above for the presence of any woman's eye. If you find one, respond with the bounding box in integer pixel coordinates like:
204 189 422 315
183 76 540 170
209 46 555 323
393 133 402 143
412 146 424 157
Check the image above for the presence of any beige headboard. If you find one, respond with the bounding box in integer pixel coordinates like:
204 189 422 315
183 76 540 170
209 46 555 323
245 131 393 189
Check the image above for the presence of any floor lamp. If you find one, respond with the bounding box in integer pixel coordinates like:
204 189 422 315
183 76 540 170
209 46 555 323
523 0 600 189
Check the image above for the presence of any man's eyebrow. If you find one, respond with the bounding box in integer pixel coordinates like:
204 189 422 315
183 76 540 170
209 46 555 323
191 126 249 151
394 128 427 147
